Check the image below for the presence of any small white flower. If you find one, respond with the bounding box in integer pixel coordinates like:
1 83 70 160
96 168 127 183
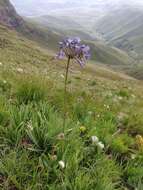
131 94 136 98
3 80 7 84
59 160 65 169
17 68 23 73
106 105 110 109
97 142 104 150
131 154 136 160
88 111 93 115
0 62 3 66
97 114 100 118
91 136 99 143
118 96 123 100
60 74 65 79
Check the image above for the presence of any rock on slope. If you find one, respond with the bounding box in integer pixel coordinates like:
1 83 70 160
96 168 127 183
0 0 25 29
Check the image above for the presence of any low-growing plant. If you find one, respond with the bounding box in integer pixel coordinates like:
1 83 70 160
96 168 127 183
15 76 48 104
0 79 11 94
125 113 143 135
110 134 134 154
0 110 10 127
117 89 129 98
124 152 143 188
26 103 63 152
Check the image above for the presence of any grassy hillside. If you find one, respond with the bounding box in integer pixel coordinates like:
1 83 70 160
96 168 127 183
32 15 81 31
96 8 143 59
94 7 143 79
28 18 133 68
0 24 143 190
86 40 133 66
0 0 135 78
30 15 94 41
0 0 63 53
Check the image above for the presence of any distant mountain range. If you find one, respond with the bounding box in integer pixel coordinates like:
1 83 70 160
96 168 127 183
1 0 143 79
21 0 142 62
96 8 143 60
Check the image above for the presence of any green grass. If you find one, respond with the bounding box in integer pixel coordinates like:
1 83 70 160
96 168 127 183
0 69 143 190
0 24 143 190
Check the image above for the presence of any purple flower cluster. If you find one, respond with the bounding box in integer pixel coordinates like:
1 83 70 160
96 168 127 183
57 37 90 66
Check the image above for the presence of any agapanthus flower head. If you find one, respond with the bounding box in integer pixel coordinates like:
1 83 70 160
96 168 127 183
57 37 90 66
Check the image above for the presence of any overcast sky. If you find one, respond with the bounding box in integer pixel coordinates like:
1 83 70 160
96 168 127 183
11 0 143 17
11 0 143 4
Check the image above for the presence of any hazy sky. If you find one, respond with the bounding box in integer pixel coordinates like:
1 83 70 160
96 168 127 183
11 0 143 17
11 0 143 4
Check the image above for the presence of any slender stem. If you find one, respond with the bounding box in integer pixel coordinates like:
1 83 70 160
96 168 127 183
63 56 70 132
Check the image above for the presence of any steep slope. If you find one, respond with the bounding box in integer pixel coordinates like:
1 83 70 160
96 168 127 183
30 15 93 41
32 15 81 31
87 40 133 66
30 15 133 67
0 0 62 51
0 23 132 78
96 7 143 59
0 0 25 28
0 0 139 79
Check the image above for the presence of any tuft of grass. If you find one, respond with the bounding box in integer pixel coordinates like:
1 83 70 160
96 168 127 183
15 76 49 104
110 134 134 154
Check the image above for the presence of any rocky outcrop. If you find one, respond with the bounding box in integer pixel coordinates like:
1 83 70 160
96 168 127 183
0 0 25 29
0 0 62 50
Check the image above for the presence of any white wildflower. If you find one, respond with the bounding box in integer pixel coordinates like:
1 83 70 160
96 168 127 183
131 154 136 160
106 105 110 109
60 74 65 79
88 111 93 115
118 96 123 100
97 114 100 118
131 94 136 98
97 142 104 150
103 104 110 109
3 80 7 84
59 160 65 169
91 136 99 143
17 68 23 73
0 62 3 66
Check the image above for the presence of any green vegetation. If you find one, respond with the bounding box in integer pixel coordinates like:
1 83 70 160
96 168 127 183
96 8 143 59
0 23 143 189
86 40 132 66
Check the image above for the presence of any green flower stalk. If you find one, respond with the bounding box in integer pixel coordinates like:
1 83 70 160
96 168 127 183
57 37 90 131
